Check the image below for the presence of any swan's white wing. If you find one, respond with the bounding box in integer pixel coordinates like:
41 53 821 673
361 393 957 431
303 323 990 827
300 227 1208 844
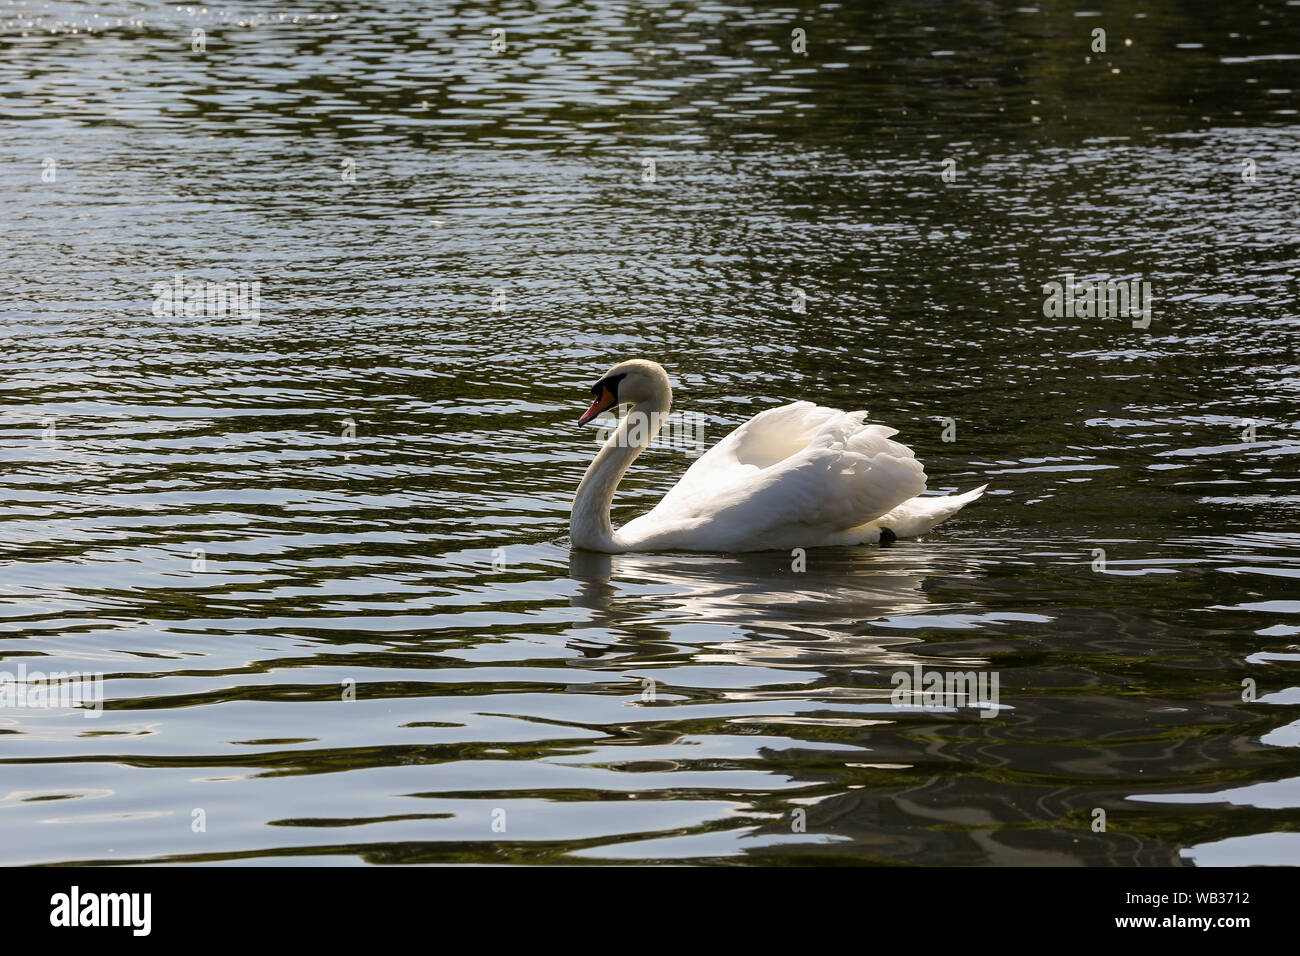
623 407 927 551
655 402 841 511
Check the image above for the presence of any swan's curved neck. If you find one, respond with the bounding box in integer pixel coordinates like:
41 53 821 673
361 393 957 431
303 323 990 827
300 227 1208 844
571 392 671 552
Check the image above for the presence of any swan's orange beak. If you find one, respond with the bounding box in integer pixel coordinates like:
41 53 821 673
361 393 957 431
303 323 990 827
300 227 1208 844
578 385 617 426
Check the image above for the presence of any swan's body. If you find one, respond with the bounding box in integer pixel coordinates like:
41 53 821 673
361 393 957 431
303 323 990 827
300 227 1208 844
570 359 986 554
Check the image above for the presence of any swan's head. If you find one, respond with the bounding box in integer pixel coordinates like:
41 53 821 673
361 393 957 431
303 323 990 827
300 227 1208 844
577 359 670 425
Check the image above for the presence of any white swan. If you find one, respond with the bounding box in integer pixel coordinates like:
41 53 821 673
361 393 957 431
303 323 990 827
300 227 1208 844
570 359 987 554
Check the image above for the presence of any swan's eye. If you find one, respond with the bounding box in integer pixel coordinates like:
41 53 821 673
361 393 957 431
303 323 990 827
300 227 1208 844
590 373 626 400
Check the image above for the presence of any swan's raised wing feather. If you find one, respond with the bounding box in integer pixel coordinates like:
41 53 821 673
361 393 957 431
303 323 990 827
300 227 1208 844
627 407 928 550
704 401 841 467
656 402 839 511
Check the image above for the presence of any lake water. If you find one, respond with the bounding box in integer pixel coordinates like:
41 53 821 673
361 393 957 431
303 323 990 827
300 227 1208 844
2 0 1299 866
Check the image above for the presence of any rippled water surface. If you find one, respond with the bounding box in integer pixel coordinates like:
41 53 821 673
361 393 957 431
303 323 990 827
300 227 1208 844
2 0 1299 865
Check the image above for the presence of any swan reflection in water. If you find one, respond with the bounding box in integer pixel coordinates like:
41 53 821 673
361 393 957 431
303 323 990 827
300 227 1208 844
565 540 999 671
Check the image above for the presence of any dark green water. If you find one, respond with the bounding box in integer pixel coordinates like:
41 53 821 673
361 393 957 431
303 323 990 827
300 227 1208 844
1 0 1298 865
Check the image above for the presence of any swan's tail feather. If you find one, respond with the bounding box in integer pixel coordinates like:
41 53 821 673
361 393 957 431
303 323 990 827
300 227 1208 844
870 484 988 539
